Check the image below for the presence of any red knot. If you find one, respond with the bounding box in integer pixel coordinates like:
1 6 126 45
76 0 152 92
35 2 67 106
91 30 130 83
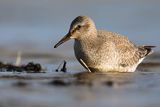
54 16 155 72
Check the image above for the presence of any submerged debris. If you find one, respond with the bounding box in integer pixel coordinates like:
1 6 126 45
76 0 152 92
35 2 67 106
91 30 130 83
13 81 28 87
49 79 71 86
55 61 64 72
61 60 67 73
103 80 114 87
55 60 67 73
0 61 43 73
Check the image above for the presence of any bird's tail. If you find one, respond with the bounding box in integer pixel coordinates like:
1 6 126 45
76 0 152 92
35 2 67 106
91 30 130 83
143 46 156 56
137 45 155 59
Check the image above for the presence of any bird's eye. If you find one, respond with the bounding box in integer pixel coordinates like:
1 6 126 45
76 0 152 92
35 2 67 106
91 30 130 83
77 25 81 30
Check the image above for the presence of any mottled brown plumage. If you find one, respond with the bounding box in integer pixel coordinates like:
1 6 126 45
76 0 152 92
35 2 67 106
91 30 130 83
54 16 155 72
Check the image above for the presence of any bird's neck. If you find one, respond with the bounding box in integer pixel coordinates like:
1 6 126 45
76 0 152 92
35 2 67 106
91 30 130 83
76 31 98 51
80 27 97 40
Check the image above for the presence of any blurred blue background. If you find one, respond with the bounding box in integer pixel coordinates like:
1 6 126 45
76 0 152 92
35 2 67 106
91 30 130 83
0 0 159 55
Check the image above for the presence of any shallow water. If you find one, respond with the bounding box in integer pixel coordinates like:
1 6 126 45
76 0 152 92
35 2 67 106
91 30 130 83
0 53 159 107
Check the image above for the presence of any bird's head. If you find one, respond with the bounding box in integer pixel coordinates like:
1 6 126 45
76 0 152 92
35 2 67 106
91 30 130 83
54 16 96 48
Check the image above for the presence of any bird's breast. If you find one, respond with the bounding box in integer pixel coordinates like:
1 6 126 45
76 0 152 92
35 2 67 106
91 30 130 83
74 40 97 66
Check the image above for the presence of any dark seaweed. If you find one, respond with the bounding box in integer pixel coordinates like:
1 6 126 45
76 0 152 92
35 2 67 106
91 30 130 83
0 61 43 73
